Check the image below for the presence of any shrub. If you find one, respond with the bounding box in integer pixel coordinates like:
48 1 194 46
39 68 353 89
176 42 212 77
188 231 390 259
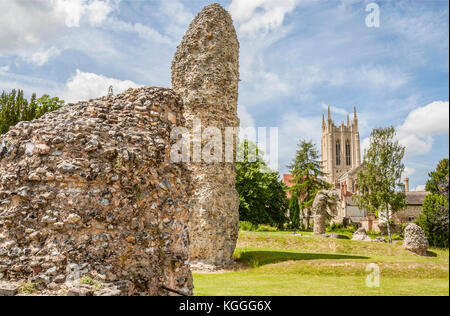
239 221 278 232
327 222 357 234
417 193 449 248
239 221 257 232
391 233 403 241
255 224 278 232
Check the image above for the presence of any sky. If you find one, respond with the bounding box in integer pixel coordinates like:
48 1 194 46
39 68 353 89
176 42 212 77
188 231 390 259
0 0 448 190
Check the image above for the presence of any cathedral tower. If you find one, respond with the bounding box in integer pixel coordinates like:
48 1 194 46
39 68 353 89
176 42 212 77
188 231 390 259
321 106 361 185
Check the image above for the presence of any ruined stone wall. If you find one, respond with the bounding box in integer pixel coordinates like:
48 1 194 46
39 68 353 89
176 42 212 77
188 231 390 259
0 87 193 296
393 206 422 224
172 4 240 270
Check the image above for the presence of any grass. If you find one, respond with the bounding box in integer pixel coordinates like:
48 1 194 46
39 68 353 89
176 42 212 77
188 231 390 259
18 283 37 294
193 231 449 296
80 276 102 291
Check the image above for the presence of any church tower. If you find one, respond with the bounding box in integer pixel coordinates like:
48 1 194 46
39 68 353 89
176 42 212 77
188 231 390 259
321 106 361 186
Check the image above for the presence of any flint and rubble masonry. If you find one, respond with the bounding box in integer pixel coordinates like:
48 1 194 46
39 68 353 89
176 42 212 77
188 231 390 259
0 87 193 296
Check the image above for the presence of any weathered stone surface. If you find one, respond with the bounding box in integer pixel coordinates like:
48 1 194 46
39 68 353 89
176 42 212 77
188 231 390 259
0 281 19 296
372 237 387 243
352 228 373 242
403 223 429 256
172 3 240 269
0 87 193 296
312 190 339 235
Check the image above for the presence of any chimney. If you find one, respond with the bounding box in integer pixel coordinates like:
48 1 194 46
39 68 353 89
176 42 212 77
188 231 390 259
404 178 410 192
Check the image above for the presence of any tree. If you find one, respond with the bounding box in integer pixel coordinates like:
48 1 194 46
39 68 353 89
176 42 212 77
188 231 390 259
426 159 449 194
289 195 301 229
35 94 64 119
287 140 329 230
236 141 289 227
0 90 27 134
418 159 449 248
0 89 64 135
356 127 406 243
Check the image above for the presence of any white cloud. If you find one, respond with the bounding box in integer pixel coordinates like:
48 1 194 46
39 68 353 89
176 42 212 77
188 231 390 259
240 56 292 104
356 64 408 90
22 46 61 66
62 69 143 103
0 65 9 74
360 137 370 156
387 6 449 50
279 111 322 171
229 0 300 37
0 0 117 64
321 104 348 116
158 0 193 40
0 0 116 48
403 166 416 178
397 101 449 155
52 0 117 27
414 185 426 192
397 133 433 155
238 104 256 128
400 101 449 136
107 19 172 44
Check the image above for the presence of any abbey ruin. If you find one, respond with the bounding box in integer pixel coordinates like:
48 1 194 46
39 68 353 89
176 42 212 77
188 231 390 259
0 3 239 295
172 3 240 270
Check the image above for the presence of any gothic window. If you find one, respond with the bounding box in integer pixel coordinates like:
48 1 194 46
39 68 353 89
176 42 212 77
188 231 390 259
346 140 351 166
336 141 341 166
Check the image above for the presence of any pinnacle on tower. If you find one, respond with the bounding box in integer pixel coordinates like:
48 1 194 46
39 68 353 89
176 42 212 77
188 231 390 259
353 106 358 127
322 113 326 129
328 105 331 121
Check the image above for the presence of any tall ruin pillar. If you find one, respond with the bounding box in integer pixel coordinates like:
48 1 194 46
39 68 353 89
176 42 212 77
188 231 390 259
171 4 240 270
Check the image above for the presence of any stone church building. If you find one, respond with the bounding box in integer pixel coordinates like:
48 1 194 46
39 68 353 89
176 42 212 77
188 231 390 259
321 106 361 187
283 106 429 229
319 106 428 227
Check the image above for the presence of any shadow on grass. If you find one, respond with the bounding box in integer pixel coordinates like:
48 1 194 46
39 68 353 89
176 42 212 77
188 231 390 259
236 250 369 268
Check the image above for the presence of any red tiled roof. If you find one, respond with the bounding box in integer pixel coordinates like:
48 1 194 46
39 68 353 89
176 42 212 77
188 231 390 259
283 174 294 187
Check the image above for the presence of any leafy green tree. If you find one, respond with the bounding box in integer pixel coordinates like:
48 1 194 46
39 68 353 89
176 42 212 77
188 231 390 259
0 90 27 134
0 89 64 135
426 159 449 194
418 159 449 248
288 195 301 229
36 94 64 119
287 140 329 230
356 127 406 243
236 141 289 227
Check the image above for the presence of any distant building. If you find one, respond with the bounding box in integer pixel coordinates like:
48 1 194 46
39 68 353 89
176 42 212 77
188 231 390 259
283 174 294 199
337 177 429 228
321 106 361 186
320 107 428 228
393 181 429 223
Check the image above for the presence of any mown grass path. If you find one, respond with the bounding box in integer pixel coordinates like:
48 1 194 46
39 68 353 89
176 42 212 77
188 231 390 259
193 231 449 296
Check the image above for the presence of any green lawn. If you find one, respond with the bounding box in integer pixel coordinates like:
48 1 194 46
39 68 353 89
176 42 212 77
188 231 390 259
193 231 449 296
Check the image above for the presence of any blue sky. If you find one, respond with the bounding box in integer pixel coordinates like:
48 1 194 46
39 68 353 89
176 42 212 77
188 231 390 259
0 0 448 190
